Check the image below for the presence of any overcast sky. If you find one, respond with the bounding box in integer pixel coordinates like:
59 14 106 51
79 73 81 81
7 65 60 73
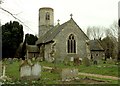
0 0 119 35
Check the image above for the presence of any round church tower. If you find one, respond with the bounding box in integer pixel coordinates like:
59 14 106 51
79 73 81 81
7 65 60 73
38 7 54 37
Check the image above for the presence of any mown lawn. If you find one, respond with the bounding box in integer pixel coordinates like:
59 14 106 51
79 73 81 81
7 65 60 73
2 60 119 84
78 65 118 77
40 60 118 77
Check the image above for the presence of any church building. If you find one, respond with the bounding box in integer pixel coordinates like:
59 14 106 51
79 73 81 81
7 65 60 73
35 7 91 62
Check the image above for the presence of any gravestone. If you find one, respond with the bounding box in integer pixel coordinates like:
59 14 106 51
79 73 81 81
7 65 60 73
70 57 74 62
20 60 31 79
20 60 41 80
0 64 11 81
61 68 78 81
31 62 41 79
2 65 6 77
8 58 13 64
13 58 18 62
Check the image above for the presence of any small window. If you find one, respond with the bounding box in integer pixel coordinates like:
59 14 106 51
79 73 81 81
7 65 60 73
34 54 36 57
96 54 99 56
46 12 50 20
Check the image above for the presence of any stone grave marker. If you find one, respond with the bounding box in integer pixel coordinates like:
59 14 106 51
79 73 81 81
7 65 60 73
20 60 41 80
61 68 78 81
20 60 31 79
31 62 41 79
0 64 11 81
8 58 13 64
70 57 74 62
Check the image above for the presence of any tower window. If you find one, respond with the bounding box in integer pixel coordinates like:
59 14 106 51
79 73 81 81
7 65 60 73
67 34 76 53
46 12 50 20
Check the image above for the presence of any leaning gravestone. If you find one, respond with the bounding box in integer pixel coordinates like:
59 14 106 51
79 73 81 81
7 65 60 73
31 62 41 79
61 68 78 81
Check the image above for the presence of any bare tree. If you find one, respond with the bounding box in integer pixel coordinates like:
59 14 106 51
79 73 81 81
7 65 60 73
104 21 118 60
87 26 105 40
108 21 118 38
105 21 118 46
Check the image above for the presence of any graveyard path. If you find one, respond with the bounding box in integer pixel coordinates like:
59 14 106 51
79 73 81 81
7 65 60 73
78 72 120 80
43 66 120 80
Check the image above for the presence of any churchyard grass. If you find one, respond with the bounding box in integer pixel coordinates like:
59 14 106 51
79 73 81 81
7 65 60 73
2 59 119 84
78 75 118 84
78 64 118 77
40 60 118 77
4 60 20 80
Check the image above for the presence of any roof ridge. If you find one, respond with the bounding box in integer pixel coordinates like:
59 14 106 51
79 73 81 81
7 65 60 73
36 18 88 45
96 39 104 50
70 18 89 40
36 19 72 45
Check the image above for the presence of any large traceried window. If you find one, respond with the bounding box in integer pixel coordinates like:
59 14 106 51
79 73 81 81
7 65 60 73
46 12 50 20
67 34 76 53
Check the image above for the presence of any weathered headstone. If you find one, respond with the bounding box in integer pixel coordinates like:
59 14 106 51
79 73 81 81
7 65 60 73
20 60 31 79
2 65 6 77
20 65 31 78
70 57 74 62
0 64 11 81
61 68 78 81
8 58 13 64
31 62 41 79
13 58 18 62
20 60 41 80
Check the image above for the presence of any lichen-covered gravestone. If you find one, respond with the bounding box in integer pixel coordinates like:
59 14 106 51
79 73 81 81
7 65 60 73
20 61 31 79
61 68 78 81
31 62 41 79
20 60 41 80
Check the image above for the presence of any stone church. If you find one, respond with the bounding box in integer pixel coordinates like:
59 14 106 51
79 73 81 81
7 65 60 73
26 7 104 63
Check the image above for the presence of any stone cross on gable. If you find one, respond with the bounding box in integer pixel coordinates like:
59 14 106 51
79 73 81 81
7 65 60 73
70 14 73 18
57 19 60 24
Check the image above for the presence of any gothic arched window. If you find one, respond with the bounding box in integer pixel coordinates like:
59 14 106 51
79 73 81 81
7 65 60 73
46 12 50 20
67 34 76 53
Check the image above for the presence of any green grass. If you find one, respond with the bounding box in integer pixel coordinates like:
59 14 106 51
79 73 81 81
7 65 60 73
2 60 119 84
78 74 118 84
40 61 118 77
4 61 20 80
41 71 60 84
78 65 118 77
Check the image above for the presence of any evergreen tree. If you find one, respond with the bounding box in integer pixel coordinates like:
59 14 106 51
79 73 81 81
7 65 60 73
2 21 24 58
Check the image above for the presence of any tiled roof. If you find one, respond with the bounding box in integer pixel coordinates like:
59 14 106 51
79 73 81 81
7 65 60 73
36 19 70 45
27 45 39 53
36 18 89 45
89 40 104 51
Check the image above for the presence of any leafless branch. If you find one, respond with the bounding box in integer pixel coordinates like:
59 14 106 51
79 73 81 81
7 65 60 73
87 26 105 40
0 7 35 33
